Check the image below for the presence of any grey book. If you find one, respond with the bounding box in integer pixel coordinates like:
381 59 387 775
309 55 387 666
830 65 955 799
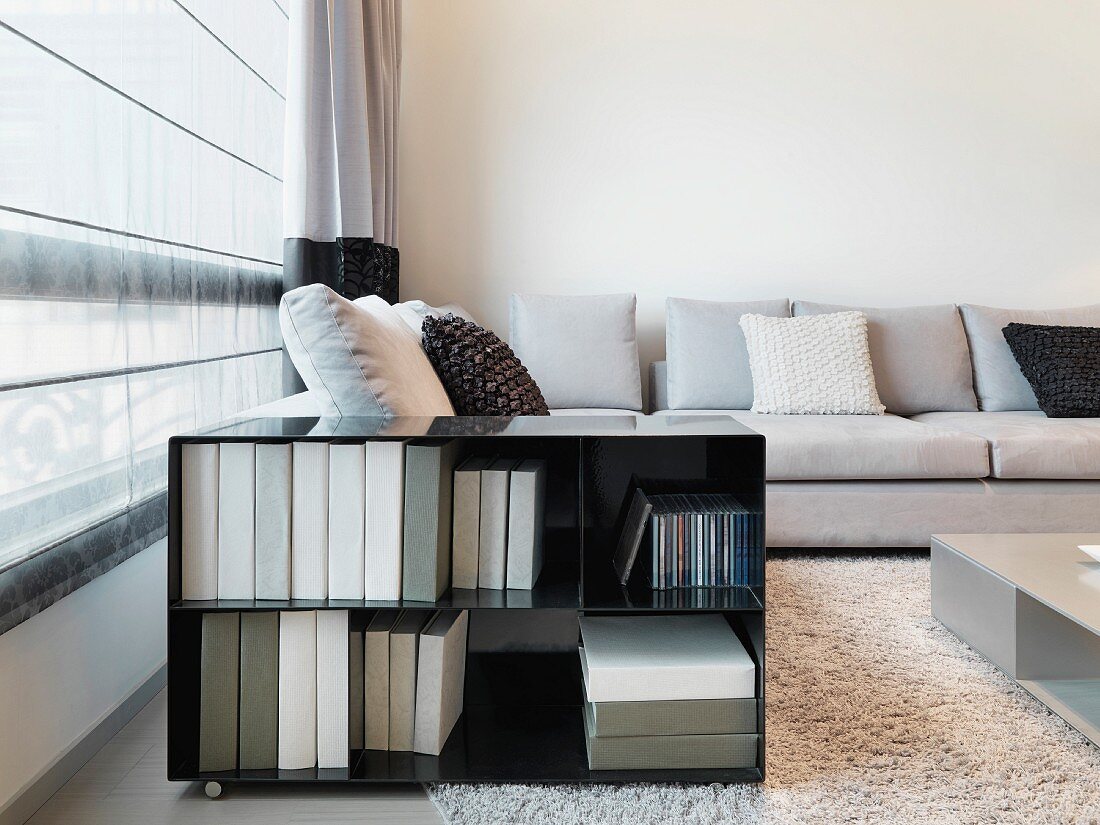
199 612 239 772
389 609 436 751
239 612 278 769
451 456 495 589
364 611 399 750
585 697 757 737
402 440 462 601
413 610 470 755
349 630 364 750
478 459 518 590
583 703 758 770
505 459 546 590
254 443 292 600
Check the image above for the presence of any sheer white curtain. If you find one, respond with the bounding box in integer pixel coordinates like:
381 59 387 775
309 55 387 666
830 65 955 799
0 1 286 625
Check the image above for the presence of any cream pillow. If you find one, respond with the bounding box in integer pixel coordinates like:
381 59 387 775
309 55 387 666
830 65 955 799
739 311 885 415
280 285 455 418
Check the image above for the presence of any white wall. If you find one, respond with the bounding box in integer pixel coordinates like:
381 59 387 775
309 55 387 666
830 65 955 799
0 542 166 810
399 0 1100 373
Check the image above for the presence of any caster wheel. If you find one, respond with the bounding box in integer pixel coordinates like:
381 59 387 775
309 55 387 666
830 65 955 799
204 781 223 799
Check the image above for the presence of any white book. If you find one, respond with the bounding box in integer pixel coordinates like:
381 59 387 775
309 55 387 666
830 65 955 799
181 443 219 600
505 459 546 590
364 440 406 601
452 457 494 589
579 614 756 702
478 459 517 590
278 611 317 769
413 610 469 755
255 444 292 600
316 610 350 768
292 442 329 599
364 611 399 750
217 443 256 599
328 444 366 600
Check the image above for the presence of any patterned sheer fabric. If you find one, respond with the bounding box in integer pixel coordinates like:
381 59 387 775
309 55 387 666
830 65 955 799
0 2 287 623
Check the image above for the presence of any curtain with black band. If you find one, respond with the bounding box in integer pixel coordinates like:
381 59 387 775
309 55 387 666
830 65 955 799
283 0 402 334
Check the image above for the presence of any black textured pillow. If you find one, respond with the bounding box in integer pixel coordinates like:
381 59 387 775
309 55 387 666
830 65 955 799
421 314 550 416
1002 323 1100 417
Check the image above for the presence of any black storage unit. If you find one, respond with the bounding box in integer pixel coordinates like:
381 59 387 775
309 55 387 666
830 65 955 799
167 414 766 787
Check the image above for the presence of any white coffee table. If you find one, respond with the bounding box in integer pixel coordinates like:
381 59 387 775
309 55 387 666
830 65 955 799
931 533 1100 748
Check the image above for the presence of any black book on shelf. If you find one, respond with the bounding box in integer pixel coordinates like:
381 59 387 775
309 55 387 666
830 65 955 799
613 488 653 585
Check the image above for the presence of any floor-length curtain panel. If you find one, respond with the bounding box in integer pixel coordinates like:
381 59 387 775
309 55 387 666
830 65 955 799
283 0 401 305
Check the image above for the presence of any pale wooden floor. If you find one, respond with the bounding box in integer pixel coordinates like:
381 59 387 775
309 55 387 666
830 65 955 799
24 690 445 825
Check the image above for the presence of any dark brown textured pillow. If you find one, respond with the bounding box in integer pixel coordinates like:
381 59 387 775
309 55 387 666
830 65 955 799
421 314 550 416
1002 322 1100 417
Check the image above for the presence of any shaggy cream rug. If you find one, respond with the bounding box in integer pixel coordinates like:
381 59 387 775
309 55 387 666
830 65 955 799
428 553 1100 824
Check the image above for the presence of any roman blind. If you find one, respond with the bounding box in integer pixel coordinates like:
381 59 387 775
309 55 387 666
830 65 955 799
0 1 288 631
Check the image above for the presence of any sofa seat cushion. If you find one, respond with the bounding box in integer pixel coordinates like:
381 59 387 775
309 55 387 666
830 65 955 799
652 410 989 480
912 411 1100 479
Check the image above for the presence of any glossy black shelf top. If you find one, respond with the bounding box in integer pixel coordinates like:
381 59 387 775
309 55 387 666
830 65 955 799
584 570 765 611
170 583 580 612
169 706 762 785
169 413 762 442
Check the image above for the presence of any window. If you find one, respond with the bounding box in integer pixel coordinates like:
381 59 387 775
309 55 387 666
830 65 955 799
0 1 288 624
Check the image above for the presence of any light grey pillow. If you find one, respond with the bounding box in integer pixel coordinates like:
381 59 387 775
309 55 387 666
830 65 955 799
390 299 475 336
960 303 1100 411
280 285 455 418
666 297 790 410
509 293 642 410
793 301 977 415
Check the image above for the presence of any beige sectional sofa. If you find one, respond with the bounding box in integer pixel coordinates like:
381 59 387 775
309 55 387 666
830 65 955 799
256 290 1100 550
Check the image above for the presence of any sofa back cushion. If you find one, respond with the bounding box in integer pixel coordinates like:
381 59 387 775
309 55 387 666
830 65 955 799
279 285 456 418
391 299 476 336
509 293 642 410
665 297 790 410
793 301 977 415
959 303 1100 411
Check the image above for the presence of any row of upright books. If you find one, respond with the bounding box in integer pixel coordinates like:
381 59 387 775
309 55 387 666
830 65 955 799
579 614 758 770
452 456 546 589
180 441 546 603
198 608 468 772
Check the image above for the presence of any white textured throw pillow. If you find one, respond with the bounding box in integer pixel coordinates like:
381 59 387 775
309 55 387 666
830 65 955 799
739 311 885 415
